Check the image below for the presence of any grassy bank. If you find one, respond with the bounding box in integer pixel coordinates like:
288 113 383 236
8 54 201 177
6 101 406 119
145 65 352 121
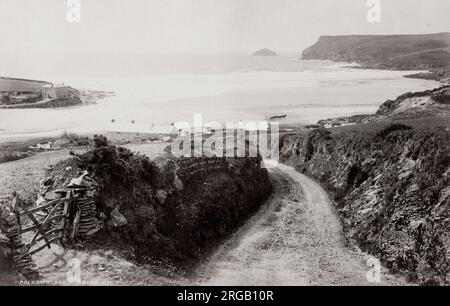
0 134 92 164
0 97 82 109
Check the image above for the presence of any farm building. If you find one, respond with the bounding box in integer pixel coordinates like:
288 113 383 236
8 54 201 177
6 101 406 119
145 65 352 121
41 84 79 99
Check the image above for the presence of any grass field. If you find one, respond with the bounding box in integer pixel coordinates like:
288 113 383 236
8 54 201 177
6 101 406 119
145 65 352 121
0 77 49 92
329 115 450 138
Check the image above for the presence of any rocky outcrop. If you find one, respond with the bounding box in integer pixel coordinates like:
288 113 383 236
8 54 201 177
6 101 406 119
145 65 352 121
280 123 450 285
253 48 278 56
376 86 450 116
317 86 450 128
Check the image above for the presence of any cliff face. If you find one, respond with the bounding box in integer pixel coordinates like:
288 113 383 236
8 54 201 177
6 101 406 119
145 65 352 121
302 33 450 75
280 123 450 284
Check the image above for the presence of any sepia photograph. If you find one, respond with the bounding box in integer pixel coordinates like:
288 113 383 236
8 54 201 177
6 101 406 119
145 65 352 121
0 0 449 294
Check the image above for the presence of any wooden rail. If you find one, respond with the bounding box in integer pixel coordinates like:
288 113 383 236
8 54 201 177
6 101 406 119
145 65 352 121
14 189 95 257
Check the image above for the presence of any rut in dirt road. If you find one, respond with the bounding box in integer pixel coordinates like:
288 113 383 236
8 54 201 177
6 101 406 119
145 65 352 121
197 163 406 286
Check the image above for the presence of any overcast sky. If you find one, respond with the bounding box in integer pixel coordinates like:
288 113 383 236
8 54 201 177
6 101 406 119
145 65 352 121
0 0 449 55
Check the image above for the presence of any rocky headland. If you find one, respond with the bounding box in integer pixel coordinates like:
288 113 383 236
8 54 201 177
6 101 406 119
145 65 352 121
302 33 450 82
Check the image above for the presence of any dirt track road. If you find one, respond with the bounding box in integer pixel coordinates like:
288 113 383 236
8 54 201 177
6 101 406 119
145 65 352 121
197 163 406 286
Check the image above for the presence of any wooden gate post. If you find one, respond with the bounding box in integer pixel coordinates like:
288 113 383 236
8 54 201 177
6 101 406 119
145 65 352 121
0 203 39 281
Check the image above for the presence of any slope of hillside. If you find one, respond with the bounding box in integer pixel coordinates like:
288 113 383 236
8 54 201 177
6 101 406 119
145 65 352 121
0 77 50 92
302 33 450 79
280 121 450 285
285 42 450 283
317 85 450 128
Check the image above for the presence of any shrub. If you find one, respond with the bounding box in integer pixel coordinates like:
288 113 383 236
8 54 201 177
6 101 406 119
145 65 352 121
346 164 369 189
432 93 450 105
304 128 331 161
375 123 413 140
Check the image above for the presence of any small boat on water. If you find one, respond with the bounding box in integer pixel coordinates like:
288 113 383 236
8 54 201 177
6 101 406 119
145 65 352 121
268 114 287 121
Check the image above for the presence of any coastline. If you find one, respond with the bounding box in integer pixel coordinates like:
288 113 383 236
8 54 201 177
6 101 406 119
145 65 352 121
0 64 441 144
0 53 445 167
0 97 82 109
0 90 114 109
2 71 449 286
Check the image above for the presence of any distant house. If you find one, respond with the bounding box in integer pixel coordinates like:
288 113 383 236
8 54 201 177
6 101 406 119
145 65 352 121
41 84 79 99
106 120 174 143
171 122 192 136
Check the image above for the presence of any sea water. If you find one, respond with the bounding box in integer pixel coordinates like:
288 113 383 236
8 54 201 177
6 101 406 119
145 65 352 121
0 53 440 140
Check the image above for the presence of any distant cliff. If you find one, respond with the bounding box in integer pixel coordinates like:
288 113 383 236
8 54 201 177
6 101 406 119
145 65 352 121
302 33 450 79
253 48 278 56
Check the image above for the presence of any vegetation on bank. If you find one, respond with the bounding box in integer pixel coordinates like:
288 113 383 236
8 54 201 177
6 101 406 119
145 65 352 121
280 118 450 285
43 136 272 266
0 150 31 163
0 135 92 164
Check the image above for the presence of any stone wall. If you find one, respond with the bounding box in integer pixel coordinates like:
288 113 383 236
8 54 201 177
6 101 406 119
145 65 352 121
174 157 229 182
